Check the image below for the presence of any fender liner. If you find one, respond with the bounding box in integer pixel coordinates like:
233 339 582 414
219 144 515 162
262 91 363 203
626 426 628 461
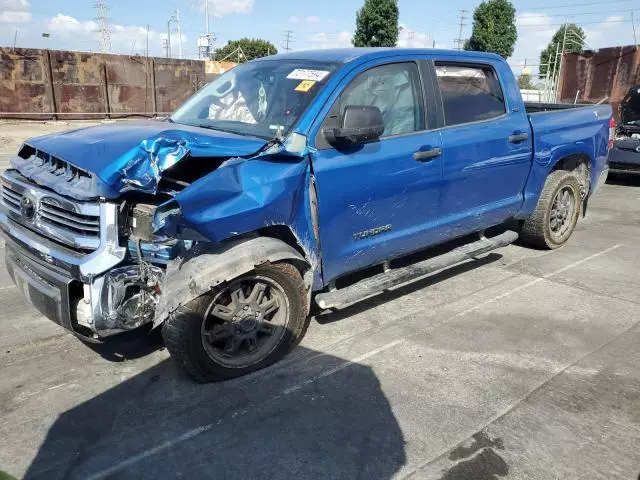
153 236 309 327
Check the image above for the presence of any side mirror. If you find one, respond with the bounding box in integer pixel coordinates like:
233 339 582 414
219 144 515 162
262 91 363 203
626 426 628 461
324 105 385 146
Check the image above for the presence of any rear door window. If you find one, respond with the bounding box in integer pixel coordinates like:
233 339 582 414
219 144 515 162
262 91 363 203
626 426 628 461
435 64 506 127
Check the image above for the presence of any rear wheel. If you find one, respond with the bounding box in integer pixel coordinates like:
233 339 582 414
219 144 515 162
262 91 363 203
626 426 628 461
162 262 309 382
521 170 582 249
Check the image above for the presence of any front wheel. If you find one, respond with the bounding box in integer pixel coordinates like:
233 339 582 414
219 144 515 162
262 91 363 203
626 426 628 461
162 262 309 383
521 170 582 249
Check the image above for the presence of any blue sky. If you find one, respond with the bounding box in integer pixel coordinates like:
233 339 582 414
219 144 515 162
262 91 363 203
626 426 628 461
1 0 639 74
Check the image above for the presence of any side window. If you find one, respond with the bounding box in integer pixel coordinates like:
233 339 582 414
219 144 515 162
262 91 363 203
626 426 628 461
337 62 425 137
435 63 506 127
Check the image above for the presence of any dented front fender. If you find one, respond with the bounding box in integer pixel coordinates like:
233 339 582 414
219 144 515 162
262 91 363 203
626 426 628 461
153 236 309 326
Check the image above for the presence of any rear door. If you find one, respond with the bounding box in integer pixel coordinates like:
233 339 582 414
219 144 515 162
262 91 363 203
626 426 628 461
433 61 533 236
309 59 443 283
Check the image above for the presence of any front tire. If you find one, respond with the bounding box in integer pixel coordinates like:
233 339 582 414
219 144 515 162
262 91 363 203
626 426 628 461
521 170 582 249
162 262 309 383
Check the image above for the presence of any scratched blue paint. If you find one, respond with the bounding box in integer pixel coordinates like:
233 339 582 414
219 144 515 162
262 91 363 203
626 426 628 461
13 48 613 291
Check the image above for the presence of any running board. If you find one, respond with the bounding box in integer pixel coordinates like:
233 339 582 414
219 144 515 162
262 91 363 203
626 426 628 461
315 230 519 310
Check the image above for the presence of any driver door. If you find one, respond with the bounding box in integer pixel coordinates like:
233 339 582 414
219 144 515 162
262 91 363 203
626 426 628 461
310 60 444 283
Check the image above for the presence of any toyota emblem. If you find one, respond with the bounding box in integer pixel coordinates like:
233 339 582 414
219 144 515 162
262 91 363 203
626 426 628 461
20 195 36 221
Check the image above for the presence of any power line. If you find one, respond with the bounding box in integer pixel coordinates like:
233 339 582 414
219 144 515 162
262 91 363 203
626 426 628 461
518 19 637 27
524 7 640 18
524 0 634 10
94 1 112 54
284 30 293 51
454 9 467 50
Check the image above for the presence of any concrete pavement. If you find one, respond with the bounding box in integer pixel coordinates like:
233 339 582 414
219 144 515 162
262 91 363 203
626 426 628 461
0 122 638 479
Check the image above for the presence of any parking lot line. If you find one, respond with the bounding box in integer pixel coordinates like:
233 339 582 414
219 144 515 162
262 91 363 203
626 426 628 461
399 318 640 479
84 243 624 480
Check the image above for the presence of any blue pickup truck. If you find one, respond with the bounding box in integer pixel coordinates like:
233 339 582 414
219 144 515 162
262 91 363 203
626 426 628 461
0 48 612 381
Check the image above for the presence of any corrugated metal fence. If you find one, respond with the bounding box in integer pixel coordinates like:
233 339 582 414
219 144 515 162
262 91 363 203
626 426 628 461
0 47 209 119
558 45 640 120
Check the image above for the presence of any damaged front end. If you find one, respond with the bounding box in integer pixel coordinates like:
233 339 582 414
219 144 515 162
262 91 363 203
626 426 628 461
1 123 318 341
101 264 164 330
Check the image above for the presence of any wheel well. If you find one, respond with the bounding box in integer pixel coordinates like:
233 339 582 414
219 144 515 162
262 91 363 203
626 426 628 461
258 225 314 273
552 154 591 198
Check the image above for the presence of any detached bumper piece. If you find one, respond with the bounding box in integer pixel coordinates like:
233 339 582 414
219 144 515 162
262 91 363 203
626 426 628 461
316 230 519 310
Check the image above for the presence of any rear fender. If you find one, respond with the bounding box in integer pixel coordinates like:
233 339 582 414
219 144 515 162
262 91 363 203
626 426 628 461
153 236 311 327
518 146 596 219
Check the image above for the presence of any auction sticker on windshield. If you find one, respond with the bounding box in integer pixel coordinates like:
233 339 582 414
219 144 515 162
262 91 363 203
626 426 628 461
295 80 316 92
287 69 330 81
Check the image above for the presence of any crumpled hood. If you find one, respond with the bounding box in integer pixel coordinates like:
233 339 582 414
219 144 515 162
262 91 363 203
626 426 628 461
14 120 268 199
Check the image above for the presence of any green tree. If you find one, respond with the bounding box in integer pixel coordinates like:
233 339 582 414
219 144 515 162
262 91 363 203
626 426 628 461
518 73 534 89
352 0 399 47
214 38 277 62
539 24 585 77
464 0 517 59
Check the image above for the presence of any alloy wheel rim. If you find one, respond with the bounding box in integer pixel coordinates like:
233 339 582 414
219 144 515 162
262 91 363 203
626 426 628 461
200 275 289 368
549 186 576 240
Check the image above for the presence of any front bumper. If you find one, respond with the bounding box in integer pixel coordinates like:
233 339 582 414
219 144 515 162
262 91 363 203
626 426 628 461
0 206 128 339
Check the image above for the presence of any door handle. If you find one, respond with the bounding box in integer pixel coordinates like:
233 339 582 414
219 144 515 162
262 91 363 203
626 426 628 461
508 132 529 143
413 147 442 162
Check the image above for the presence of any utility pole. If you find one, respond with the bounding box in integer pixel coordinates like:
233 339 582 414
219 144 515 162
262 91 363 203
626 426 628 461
454 9 467 50
205 0 210 34
146 24 150 58
632 11 637 45
556 21 569 102
163 38 169 58
175 9 182 59
94 1 113 54
13 29 17 51
284 30 293 51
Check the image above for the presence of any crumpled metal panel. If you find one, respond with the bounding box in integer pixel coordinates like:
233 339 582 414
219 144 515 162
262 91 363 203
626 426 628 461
117 136 189 193
17 120 267 198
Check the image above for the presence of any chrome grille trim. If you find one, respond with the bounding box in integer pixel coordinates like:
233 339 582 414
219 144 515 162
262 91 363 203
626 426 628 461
0 170 101 251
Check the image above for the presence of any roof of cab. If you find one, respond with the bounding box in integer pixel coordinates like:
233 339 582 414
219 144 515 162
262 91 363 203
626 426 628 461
260 47 502 64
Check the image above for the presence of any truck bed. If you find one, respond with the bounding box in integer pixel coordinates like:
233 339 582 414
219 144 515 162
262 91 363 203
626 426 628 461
524 102 598 114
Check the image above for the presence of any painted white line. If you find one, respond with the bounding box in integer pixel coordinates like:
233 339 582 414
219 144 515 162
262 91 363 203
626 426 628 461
87 244 623 478
86 424 215 480
453 244 623 318
283 339 405 394
15 382 75 403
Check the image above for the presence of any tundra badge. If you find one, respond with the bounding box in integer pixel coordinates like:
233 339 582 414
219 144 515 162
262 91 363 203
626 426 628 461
353 224 392 240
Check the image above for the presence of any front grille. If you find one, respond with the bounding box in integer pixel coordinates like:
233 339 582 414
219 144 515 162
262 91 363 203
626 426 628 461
39 198 100 236
1 171 101 251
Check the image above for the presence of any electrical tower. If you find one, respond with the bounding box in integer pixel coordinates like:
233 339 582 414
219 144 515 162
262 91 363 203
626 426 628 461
454 9 467 50
283 30 293 51
198 0 216 60
162 38 169 58
94 1 113 54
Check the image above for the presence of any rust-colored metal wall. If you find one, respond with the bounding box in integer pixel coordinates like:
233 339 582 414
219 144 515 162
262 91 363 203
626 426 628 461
558 45 640 119
0 47 208 119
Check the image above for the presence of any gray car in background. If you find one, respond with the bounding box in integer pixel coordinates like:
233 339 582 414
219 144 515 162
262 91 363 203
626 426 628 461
609 84 640 174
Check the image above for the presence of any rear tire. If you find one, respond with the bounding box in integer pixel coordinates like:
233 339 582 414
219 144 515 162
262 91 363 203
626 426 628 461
162 262 309 383
521 170 582 249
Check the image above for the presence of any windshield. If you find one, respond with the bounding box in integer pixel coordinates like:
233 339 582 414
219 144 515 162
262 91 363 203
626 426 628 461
171 60 339 139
